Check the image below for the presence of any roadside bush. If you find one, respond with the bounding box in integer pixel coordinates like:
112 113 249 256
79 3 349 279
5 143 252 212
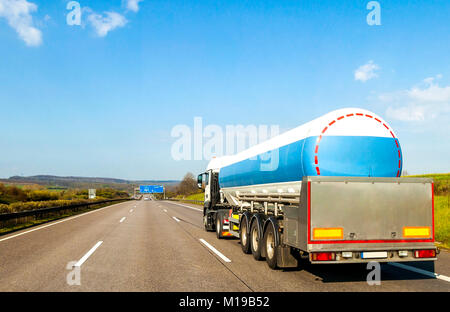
26 190 59 202
0 204 11 214
435 180 449 196
0 184 27 204
7 199 91 213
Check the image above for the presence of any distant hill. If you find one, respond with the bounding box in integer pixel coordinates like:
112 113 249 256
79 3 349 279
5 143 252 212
0 175 179 192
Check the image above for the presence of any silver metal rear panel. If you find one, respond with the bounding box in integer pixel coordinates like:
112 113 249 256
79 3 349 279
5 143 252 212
284 177 435 254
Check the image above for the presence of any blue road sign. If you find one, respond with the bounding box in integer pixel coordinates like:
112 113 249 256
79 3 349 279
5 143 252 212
139 185 164 194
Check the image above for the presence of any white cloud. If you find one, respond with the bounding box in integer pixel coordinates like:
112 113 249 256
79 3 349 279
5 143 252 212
0 0 42 46
354 60 380 82
386 106 427 122
407 77 450 103
380 75 450 121
125 0 143 13
87 11 127 37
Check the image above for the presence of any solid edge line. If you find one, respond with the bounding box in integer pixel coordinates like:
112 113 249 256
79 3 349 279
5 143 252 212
199 239 231 263
387 262 450 283
165 201 203 212
0 201 129 243
75 241 103 267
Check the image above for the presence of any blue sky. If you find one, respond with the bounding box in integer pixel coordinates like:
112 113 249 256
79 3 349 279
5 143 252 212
0 0 449 180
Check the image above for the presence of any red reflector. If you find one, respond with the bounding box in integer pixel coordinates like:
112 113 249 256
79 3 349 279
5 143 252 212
414 250 436 258
312 252 336 261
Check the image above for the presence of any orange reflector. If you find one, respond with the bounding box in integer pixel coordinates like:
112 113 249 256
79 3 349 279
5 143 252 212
403 227 431 238
313 228 343 240
222 232 233 236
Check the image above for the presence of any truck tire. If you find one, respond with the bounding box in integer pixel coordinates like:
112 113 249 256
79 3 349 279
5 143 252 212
264 221 279 269
250 219 263 260
216 213 224 239
240 215 251 254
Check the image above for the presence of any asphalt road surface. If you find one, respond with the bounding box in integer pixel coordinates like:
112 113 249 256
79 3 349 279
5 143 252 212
0 199 449 292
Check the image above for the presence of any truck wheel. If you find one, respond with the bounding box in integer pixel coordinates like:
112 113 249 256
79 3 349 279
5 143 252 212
240 215 251 254
264 222 278 269
216 213 223 239
250 220 263 260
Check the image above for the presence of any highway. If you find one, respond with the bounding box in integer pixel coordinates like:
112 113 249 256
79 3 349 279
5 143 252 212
0 199 449 292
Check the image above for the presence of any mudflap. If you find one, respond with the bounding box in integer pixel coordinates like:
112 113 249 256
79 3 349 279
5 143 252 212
204 210 216 231
276 245 298 269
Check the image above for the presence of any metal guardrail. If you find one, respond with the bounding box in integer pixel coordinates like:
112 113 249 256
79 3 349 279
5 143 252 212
0 198 132 222
166 198 204 206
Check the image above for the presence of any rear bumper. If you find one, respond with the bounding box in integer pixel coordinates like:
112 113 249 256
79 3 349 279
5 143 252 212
307 244 437 264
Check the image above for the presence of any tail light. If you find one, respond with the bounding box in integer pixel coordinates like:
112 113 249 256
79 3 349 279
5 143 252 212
311 252 336 261
414 250 436 258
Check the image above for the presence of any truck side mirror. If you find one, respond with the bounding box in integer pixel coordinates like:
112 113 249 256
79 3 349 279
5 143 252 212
197 174 203 189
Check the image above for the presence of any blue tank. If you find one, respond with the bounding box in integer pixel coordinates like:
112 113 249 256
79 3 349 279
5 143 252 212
214 108 402 188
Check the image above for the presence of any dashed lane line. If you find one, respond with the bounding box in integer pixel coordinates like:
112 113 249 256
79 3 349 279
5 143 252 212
74 241 103 267
199 239 231 263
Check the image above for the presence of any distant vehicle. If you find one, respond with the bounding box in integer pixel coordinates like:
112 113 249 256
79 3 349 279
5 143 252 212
198 108 437 269
144 197 150 201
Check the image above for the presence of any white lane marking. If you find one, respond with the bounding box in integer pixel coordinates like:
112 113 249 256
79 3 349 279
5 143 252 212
163 209 168 213
388 262 450 283
199 239 231 263
172 216 180 222
74 241 103 267
130 209 134 213
165 201 202 212
0 202 129 243
119 217 126 223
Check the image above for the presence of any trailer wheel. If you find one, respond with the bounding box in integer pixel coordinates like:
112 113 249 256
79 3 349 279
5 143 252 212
240 215 251 254
216 213 224 239
264 222 278 269
250 219 263 260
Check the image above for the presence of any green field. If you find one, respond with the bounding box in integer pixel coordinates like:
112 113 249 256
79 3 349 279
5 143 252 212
184 193 204 201
408 173 450 180
435 195 450 249
174 192 204 203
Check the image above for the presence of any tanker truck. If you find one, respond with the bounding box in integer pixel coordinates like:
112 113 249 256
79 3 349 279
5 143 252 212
197 108 437 269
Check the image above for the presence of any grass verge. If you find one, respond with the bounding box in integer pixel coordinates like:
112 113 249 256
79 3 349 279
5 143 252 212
173 192 204 205
435 195 450 249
